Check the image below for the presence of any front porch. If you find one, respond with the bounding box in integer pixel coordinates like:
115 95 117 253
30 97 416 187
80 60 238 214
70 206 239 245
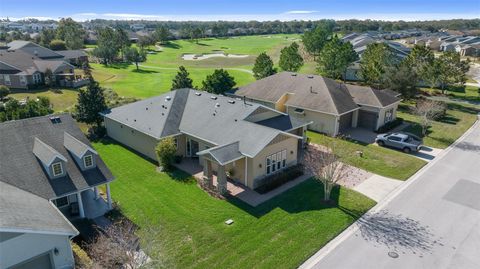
174 158 311 207
56 183 112 220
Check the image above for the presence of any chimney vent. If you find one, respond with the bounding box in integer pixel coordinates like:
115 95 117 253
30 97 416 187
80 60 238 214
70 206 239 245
210 96 217 100
307 75 314 79
195 92 202 96
228 100 235 104
165 96 171 101
291 73 297 76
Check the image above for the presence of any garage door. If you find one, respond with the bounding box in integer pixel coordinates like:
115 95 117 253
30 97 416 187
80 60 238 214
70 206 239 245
338 112 353 133
11 253 53 269
358 110 378 130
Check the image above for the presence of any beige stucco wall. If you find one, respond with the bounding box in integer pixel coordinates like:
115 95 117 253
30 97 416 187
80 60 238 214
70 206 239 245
286 106 338 136
105 117 159 161
0 232 75 269
246 135 298 189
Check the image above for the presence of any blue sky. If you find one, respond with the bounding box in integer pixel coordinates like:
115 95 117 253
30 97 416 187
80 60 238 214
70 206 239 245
1 0 479 21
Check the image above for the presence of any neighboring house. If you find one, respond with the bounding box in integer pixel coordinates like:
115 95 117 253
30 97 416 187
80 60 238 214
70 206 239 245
102 88 310 192
440 42 456 52
0 41 88 89
235 72 401 135
56 50 88 66
130 24 146 31
0 181 78 269
0 113 115 220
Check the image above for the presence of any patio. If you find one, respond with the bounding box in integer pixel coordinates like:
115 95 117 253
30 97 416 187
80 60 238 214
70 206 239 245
59 187 112 220
174 158 311 207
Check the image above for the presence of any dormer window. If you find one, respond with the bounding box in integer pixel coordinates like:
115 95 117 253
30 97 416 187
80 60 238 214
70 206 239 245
84 155 93 168
52 162 63 177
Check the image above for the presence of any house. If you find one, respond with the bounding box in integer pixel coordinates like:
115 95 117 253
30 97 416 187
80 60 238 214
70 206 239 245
0 113 115 268
102 88 310 192
0 41 89 89
130 23 146 31
440 42 456 52
0 181 78 269
235 72 401 136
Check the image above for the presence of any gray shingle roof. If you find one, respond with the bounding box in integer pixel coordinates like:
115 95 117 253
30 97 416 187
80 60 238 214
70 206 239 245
0 181 78 236
7 41 64 59
104 89 307 158
197 141 244 165
56 50 87 59
345 84 401 107
256 115 311 131
0 114 114 199
33 137 68 166
235 72 359 115
64 132 97 158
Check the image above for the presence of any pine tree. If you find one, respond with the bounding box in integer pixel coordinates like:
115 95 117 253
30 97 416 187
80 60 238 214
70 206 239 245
316 35 358 79
202 69 236 94
75 79 108 128
252 52 276 80
171 66 194 90
279 42 304 72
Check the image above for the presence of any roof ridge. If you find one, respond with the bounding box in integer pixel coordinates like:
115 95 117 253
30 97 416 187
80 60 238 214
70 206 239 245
320 77 340 115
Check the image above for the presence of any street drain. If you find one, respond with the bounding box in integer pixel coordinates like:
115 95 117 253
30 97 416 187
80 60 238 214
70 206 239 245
388 252 399 258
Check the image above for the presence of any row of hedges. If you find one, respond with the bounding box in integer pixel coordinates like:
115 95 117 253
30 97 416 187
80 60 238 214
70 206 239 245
376 117 404 133
254 164 304 194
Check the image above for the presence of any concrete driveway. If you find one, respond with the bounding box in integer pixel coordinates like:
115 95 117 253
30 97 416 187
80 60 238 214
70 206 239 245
353 175 403 202
301 117 480 269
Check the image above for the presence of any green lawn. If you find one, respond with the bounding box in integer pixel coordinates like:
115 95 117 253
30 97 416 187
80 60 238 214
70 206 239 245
9 88 80 112
91 34 301 98
421 85 480 103
307 131 426 180
93 139 375 269
398 102 479 149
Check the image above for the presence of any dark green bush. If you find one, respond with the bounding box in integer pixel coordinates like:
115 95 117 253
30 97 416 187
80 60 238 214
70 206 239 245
254 164 304 194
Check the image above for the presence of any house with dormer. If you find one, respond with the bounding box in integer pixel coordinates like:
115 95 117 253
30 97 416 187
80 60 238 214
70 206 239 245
0 113 114 269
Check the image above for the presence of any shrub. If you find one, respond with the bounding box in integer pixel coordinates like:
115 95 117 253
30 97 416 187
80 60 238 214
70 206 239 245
376 117 404 133
155 137 177 171
0 85 10 100
254 164 304 194
72 242 93 269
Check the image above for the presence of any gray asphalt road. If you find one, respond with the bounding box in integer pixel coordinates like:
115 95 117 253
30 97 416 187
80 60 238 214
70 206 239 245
307 118 480 269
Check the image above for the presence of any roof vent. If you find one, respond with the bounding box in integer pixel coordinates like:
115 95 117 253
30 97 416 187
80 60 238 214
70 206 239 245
307 75 314 79
215 103 220 108
146 107 149 110
210 96 217 100
228 100 235 104
195 92 202 96
49 116 61 124
291 73 297 76
165 96 171 101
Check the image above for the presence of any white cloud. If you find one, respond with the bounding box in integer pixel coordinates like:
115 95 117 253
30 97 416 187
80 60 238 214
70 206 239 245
285 10 318 14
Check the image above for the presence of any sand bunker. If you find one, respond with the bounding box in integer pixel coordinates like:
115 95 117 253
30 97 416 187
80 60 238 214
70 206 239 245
182 53 249 61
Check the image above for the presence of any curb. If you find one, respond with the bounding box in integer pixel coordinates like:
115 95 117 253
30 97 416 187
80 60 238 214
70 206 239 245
299 115 480 269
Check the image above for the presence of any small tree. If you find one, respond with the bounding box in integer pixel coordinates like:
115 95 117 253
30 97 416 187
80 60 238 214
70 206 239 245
155 137 177 171
383 61 418 99
252 52 276 80
0 85 10 100
125 47 147 70
202 69 236 94
154 26 171 44
279 42 304 72
302 24 333 59
75 79 108 129
87 219 163 269
360 43 396 89
435 51 470 94
49 39 67 50
303 143 349 202
171 66 193 90
191 28 203 44
413 99 447 136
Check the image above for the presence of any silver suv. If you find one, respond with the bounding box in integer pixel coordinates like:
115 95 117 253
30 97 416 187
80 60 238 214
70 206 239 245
375 132 423 153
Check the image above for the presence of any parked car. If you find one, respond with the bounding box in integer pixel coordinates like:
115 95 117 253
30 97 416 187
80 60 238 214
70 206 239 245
375 132 423 153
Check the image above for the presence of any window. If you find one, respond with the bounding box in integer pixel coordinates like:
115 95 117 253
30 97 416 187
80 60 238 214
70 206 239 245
84 155 93 168
4 75 11 85
384 108 394 123
33 73 42 84
174 138 178 148
52 162 63 176
54 196 69 207
388 136 401 142
19 75 27 85
266 150 287 175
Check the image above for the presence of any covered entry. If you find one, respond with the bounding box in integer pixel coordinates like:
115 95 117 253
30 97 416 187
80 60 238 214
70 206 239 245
11 252 53 269
358 110 378 131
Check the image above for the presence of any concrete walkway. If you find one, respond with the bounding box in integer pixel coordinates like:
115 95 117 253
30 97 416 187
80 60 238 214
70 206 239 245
410 146 443 162
353 175 403 202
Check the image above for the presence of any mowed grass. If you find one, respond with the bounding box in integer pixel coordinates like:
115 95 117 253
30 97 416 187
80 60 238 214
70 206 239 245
91 34 300 98
398 102 479 149
307 131 426 180
9 88 79 112
93 139 375 269
91 63 255 98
